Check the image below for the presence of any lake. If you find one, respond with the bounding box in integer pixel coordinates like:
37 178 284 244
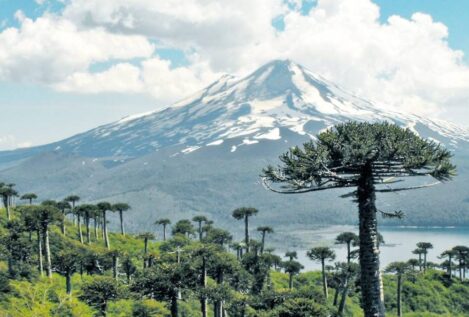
274 225 469 271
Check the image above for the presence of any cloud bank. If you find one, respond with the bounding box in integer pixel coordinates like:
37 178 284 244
0 0 468 122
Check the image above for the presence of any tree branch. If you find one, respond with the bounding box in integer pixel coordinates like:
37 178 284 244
375 182 441 193
261 178 356 194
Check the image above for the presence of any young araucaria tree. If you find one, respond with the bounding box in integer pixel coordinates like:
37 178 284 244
262 122 455 317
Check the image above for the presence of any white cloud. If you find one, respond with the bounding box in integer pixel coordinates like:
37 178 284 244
56 63 144 93
0 12 155 84
1 0 469 123
55 58 220 104
62 0 284 71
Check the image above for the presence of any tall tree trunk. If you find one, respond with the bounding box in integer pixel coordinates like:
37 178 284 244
66 272 72 294
418 254 422 272
288 273 293 290
143 239 148 269
61 210 66 235
103 211 110 249
112 254 118 280
459 259 463 281
198 222 203 241
338 274 350 317
37 229 43 276
201 257 207 317
5 200 10 220
170 295 178 317
94 218 98 240
397 275 402 317
43 226 52 278
333 286 340 306
423 252 427 273
86 215 91 244
358 162 385 317
163 225 167 241
77 214 83 244
119 210 125 235
245 215 250 252
347 242 351 265
261 232 266 254
321 259 328 299
448 254 452 277
216 270 224 317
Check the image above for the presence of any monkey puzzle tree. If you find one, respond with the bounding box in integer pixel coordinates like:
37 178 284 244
307 247 335 299
155 218 171 241
18 205 62 278
385 262 412 317
262 122 455 317
121 254 137 284
20 193 37 205
407 259 420 272
193 245 218 317
416 242 433 272
335 232 358 265
439 249 457 277
204 228 233 247
412 248 425 272
285 251 298 261
111 203 130 236
53 250 78 294
64 195 80 225
76 204 97 244
172 219 195 238
0 183 17 220
56 201 71 235
257 226 274 254
80 276 122 316
97 202 112 249
192 215 208 241
138 232 155 268
131 262 198 317
232 207 258 252
282 259 303 289
452 245 469 281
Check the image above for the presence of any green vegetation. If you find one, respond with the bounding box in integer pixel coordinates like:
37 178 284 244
262 122 456 316
0 123 468 317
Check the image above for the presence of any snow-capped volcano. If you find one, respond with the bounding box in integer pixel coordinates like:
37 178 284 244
21 59 466 160
2 60 469 229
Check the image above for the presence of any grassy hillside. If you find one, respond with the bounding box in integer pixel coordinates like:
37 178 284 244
1 206 469 316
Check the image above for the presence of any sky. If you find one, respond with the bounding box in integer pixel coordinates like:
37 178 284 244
0 0 469 150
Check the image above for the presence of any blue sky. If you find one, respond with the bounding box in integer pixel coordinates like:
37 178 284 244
0 0 468 150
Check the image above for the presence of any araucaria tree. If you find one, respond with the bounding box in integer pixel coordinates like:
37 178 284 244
257 226 274 254
385 262 412 317
18 205 62 278
112 203 130 236
282 259 303 289
192 215 208 241
57 201 71 235
335 232 358 265
53 250 78 294
307 247 335 299
232 207 258 252
155 218 171 241
0 183 18 220
97 202 112 249
20 193 38 205
138 232 155 268
262 122 455 317
416 242 433 272
64 195 80 225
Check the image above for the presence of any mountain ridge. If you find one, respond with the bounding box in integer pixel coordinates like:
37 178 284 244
1 59 469 231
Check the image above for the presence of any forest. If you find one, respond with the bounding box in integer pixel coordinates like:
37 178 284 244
1 122 468 317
